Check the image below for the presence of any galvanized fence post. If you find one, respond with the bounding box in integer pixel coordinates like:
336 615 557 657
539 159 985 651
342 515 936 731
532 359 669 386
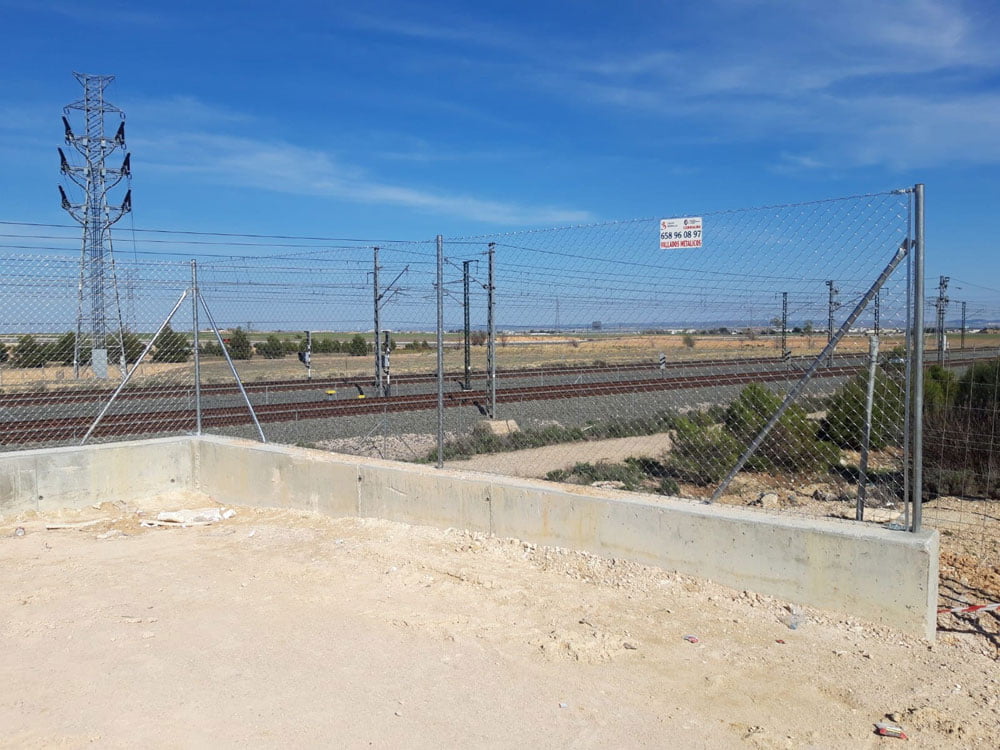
856 334 880 520
487 241 496 420
436 234 445 469
911 183 925 532
191 260 202 436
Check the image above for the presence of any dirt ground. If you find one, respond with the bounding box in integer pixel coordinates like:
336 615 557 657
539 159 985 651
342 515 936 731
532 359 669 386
446 433 675 477
445 434 1000 645
2 494 999 748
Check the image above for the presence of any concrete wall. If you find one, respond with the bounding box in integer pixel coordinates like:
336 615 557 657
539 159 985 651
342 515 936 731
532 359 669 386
0 434 938 637
0 436 196 515
194 436 939 638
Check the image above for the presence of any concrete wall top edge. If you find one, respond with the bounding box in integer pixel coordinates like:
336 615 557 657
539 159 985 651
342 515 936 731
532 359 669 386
0 434 198 461
194 435 934 549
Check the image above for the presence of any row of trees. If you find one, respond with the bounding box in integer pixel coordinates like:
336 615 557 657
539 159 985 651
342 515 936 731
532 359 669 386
1 329 429 367
199 331 410 360
0 327 190 368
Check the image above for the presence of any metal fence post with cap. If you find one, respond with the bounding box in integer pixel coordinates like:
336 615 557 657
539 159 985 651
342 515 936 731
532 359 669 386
191 259 201 435
436 234 445 468
911 183 925 532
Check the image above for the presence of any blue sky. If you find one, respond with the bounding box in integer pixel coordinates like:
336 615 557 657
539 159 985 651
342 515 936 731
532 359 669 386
1 0 998 308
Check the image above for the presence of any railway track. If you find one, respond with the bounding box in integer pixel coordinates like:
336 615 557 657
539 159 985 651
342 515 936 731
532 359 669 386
0 353 816 408
2 357 979 446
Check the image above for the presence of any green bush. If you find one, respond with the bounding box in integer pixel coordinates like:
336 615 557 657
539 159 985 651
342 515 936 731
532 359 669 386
542 461 647 491
347 334 368 357
227 327 252 360
725 383 839 473
13 334 47 368
657 477 680 496
664 417 742 484
109 331 144 365
258 335 286 359
152 324 191 363
823 371 904 450
47 331 93 366
924 364 958 413
924 358 1000 499
955 358 1000 411
665 384 840 485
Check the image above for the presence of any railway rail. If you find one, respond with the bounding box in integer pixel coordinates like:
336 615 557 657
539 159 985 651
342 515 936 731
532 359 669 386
0 353 815 408
0 356 984 446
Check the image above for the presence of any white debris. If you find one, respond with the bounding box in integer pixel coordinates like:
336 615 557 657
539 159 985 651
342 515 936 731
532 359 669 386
140 508 237 528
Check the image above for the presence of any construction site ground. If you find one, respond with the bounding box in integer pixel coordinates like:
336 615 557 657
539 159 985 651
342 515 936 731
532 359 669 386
1 494 998 748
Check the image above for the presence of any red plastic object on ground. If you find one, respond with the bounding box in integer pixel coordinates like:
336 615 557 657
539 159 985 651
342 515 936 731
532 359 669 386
874 722 908 739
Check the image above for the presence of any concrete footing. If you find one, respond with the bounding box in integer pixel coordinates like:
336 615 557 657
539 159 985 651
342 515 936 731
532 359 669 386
0 435 939 638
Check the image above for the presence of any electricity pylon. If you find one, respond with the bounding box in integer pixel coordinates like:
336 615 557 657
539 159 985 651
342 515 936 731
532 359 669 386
59 72 132 378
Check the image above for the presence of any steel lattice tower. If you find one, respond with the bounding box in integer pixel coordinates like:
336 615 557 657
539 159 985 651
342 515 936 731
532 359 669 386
59 72 132 378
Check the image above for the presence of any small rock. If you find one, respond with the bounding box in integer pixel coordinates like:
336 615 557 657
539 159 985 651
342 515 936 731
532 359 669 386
14 527 26 537
623 642 638 650
754 492 780 509
812 489 838 502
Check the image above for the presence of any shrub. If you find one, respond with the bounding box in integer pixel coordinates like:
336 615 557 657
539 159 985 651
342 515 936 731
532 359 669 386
227 327 252 360
542 461 647 491
152 324 191 363
313 338 341 353
657 477 680 496
728 384 840 473
955 358 1000 411
924 364 958 413
110 331 144 364
924 358 1000 498
667 384 840 484
48 331 93 366
682 334 696 349
347 334 368 357
258 335 286 359
13 334 47 368
665 417 743 484
823 371 904 450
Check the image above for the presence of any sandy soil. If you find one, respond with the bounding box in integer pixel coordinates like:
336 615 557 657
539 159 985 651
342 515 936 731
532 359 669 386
2 494 999 748
446 433 674 477
443 434 1000 647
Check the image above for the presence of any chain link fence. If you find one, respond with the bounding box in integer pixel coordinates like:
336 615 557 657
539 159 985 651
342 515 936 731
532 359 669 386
1 188 996 535
436 190 922 526
6 187 1000 638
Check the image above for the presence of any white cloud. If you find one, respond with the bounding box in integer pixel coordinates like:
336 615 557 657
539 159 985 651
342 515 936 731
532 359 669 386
539 0 1000 168
138 132 592 226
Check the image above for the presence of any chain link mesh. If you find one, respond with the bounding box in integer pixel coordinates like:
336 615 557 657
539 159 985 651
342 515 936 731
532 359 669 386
5 188 1000 638
438 191 917 524
1 191 997 548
